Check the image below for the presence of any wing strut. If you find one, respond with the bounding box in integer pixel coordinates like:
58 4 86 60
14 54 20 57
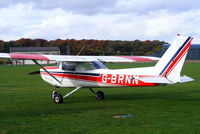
32 60 61 84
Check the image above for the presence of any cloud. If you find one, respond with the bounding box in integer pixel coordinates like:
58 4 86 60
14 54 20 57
1 0 200 15
0 0 117 15
145 9 200 42
0 1 200 43
109 0 200 15
0 3 148 41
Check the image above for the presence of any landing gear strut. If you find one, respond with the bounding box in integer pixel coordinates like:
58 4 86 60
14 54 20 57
89 88 105 100
52 87 82 104
51 87 104 103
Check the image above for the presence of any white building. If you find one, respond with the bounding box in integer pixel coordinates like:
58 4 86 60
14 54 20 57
10 47 60 65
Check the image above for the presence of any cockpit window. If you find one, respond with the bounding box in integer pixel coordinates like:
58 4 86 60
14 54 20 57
62 62 75 71
61 61 107 71
82 63 93 70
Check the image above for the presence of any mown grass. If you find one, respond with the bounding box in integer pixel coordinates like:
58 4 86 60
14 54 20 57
0 63 200 134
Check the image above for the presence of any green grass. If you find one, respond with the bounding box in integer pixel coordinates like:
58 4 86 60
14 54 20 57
0 63 200 134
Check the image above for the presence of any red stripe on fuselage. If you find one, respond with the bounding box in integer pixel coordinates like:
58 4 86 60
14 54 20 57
44 66 58 69
41 72 157 87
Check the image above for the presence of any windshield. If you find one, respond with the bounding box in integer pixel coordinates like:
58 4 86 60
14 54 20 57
61 61 107 71
91 61 107 69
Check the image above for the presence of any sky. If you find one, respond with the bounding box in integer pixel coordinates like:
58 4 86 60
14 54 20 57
0 0 200 43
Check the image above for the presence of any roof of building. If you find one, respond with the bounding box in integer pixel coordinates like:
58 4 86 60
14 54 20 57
10 47 60 52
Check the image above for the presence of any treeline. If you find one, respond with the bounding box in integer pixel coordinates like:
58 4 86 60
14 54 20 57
0 38 165 55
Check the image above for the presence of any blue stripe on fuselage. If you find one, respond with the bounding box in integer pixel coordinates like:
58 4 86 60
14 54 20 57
40 71 100 77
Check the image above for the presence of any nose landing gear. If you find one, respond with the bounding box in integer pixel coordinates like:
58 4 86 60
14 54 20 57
51 87 82 104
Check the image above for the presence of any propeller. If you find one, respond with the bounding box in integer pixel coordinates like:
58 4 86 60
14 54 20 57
28 71 40 75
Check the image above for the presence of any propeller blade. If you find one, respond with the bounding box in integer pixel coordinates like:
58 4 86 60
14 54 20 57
28 71 40 75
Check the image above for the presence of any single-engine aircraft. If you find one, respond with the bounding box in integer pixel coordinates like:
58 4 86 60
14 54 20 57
0 35 194 103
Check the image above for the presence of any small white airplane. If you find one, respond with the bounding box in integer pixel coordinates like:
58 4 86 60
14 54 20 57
0 35 194 103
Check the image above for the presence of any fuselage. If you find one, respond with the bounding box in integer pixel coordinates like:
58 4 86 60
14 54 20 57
40 64 158 88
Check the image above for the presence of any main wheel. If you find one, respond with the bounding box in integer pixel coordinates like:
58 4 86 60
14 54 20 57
96 91 105 100
51 91 57 100
54 93 63 103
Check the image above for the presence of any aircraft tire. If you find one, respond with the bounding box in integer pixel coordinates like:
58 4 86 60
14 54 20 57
96 91 105 100
54 93 63 103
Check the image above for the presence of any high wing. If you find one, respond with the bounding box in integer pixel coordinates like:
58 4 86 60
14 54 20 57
0 53 159 62
94 56 159 62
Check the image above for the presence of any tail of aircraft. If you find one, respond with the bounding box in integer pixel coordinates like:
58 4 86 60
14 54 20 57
154 35 193 83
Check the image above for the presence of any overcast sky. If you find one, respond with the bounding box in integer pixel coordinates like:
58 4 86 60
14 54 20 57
0 0 200 43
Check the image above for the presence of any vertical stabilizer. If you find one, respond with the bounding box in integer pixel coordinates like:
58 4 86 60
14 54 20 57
154 35 193 83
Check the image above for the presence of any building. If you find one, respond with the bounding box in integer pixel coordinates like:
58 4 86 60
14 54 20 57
10 47 60 65
152 44 200 60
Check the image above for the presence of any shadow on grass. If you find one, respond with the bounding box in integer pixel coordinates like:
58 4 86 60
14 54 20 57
105 89 200 102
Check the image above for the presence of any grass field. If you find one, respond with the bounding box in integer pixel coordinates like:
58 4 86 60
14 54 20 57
0 63 200 134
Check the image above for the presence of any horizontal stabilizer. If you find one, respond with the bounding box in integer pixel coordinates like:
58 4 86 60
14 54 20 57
133 76 172 84
180 75 194 83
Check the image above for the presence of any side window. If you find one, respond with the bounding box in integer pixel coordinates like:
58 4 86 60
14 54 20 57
82 63 94 70
75 61 107 71
62 62 75 71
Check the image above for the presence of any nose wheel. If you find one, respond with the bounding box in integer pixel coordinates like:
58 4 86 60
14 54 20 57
52 90 63 103
53 93 63 103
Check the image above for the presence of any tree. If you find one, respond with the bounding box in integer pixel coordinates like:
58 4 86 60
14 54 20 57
0 38 166 55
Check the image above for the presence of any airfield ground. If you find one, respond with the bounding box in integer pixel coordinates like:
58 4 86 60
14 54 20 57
0 63 200 134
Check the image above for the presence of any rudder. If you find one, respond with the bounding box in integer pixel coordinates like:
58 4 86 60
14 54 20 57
154 35 193 83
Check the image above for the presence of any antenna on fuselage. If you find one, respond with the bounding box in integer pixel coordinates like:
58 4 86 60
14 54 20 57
77 46 85 56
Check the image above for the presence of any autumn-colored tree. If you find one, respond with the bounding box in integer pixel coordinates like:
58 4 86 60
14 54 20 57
0 38 165 55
